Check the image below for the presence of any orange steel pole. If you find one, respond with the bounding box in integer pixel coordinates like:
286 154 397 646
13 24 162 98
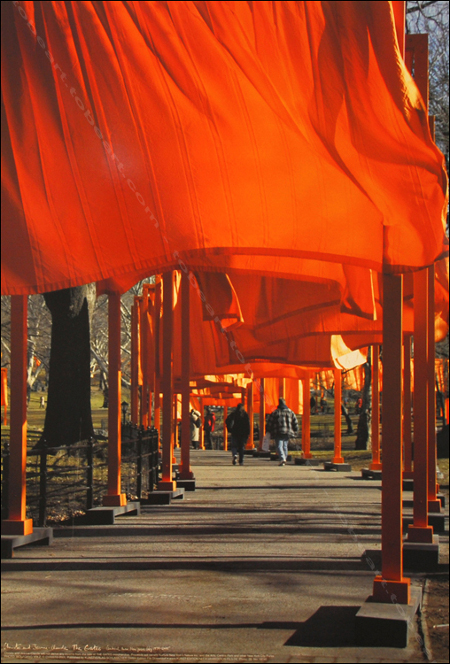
173 395 178 448
3 296 33 536
179 272 193 479
279 377 285 399
223 405 228 451
332 369 344 464
373 273 410 604
427 265 441 512
246 382 254 449
130 301 139 424
144 285 155 427
370 345 382 471
159 272 176 491
407 269 433 542
103 292 126 506
258 378 265 450
136 298 145 427
403 334 413 476
1 368 7 425
141 287 149 428
302 375 312 459
199 398 205 449
153 279 162 435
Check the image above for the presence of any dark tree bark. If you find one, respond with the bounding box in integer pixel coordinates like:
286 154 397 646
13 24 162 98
355 360 372 450
341 403 354 434
37 286 94 449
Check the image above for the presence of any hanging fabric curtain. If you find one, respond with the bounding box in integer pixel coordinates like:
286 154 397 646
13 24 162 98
2 1 447 296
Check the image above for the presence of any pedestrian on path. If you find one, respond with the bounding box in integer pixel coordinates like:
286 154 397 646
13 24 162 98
190 409 201 449
226 403 250 465
266 398 298 465
204 407 216 449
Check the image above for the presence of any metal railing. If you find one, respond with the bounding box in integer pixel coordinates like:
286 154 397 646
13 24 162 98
1 426 159 526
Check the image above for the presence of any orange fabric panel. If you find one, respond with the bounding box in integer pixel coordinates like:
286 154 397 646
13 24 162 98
193 272 243 329
189 396 201 413
262 377 280 413
342 366 365 392
330 336 367 371
170 270 371 375
201 397 241 407
285 378 303 415
2 1 447 296
1 368 8 407
435 359 449 395
313 370 335 392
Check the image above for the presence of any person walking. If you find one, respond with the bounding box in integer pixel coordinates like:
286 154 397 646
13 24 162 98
266 398 299 465
203 407 216 449
226 403 250 466
190 408 201 450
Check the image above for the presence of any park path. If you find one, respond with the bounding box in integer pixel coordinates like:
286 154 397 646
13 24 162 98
2 450 447 663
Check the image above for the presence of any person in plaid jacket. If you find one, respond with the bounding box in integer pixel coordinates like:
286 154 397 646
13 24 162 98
266 398 299 465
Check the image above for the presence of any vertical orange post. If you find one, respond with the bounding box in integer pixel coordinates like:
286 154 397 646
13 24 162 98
136 298 144 427
144 285 155 427
373 273 410 604
407 269 433 542
403 335 413 476
141 288 149 428
159 272 176 491
103 293 126 506
223 405 228 451
3 296 33 535
130 301 139 425
153 279 162 435
332 369 344 464
173 395 178 448
279 377 285 399
172 396 176 462
199 398 205 449
246 382 254 449
427 265 441 512
179 272 193 479
258 378 265 450
370 345 382 471
302 375 312 459
1 368 8 426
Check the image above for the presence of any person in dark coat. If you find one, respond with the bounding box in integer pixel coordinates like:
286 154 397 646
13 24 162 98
226 403 250 465
204 407 216 449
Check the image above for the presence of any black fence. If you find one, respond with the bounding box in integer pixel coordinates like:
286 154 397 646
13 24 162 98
1 425 159 527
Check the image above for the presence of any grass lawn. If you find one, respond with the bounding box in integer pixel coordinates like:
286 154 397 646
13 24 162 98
1 390 448 502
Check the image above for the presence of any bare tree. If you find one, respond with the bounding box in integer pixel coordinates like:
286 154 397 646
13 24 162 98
407 1 449 167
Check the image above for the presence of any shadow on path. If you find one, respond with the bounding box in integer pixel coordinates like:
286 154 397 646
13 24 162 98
3 607 360 649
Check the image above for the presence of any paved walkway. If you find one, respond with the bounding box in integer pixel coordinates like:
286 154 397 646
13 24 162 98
1 451 448 663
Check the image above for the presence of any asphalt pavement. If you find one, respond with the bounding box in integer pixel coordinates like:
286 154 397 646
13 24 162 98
1 450 448 663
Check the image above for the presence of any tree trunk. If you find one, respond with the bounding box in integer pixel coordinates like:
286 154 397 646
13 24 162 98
37 286 94 449
355 360 372 450
341 403 354 434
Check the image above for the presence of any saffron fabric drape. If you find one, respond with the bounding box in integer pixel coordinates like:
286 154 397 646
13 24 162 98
2 1 448 296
